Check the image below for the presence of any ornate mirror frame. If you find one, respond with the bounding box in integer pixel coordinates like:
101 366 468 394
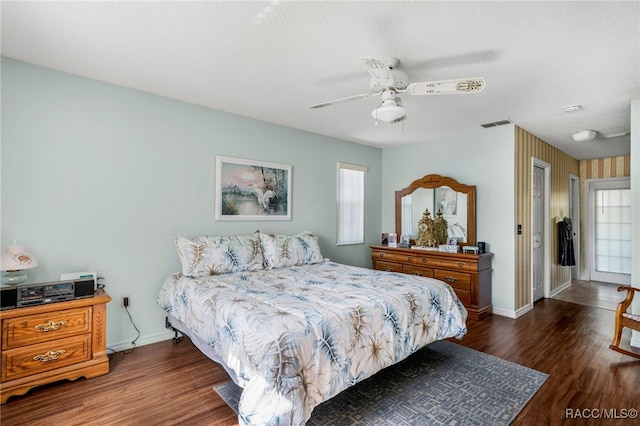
395 174 476 246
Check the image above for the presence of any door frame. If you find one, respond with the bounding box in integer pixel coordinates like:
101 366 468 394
531 158 551 301
586 177 631 285
569 173 581 280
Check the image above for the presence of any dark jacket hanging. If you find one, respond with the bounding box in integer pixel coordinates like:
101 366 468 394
558 217 576 266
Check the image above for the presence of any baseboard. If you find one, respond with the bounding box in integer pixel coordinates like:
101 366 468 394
514 303 534 318
107 330 174 353
491 303 534 319
491 306 517 319
549 280 571 298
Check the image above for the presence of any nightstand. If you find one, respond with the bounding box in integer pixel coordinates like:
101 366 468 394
1 289 111 403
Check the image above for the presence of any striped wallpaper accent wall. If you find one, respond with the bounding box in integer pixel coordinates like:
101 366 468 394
514 127 580 310
578 155 631 280
582 156 631 179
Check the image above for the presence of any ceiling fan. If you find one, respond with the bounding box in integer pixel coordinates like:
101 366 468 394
310 57 486 124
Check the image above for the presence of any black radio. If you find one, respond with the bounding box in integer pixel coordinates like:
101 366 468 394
0 278 95 310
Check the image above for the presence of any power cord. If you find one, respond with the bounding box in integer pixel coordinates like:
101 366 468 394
99 277 140 360
122 302 140 352
107 304 140 359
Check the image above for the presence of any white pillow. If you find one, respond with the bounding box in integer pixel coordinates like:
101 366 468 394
175 232 264 277
260 231 324 269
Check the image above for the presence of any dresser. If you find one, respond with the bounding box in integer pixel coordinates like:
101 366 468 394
371 245 492 320
1 289 111 403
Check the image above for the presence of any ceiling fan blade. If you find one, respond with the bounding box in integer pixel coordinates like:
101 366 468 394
309 92 376 109
405 77 486 95
361 57 395 87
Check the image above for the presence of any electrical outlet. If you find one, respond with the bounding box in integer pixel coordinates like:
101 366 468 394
121 296 130 308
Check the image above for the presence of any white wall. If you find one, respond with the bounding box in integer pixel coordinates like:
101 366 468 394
382 125 517 314
631 98 639 348
1 58 382 350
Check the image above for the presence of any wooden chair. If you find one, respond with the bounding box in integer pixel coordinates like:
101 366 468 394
610 285 640 359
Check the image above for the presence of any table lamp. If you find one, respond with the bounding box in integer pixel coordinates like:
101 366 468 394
1 245 38 285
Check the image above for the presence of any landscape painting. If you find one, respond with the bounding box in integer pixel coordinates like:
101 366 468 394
215 156 291 221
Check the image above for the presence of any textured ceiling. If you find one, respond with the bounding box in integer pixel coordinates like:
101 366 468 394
2 1 638 160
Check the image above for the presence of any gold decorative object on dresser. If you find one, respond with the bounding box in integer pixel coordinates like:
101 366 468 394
0 289 111 403
371 245 492 320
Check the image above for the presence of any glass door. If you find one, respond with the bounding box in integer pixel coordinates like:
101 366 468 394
588 179 631 284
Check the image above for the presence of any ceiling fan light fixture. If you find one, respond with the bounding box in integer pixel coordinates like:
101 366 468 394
571 130 598 142
372 100 406 123
563 105 582 113
311 57 484 125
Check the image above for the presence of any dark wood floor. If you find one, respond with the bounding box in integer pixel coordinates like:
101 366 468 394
552 279 625 311
2 288 639 425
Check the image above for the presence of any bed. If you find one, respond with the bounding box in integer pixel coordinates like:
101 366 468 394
158 231 467 425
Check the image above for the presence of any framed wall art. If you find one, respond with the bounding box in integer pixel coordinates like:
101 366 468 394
215 155 292 221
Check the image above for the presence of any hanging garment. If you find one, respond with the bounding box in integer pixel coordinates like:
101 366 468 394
558 217 576 266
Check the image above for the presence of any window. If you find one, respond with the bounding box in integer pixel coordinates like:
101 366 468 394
587 178 631 285
337 162 366 245
595 188 631 274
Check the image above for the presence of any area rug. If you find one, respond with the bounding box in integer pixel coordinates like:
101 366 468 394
214 340 548 425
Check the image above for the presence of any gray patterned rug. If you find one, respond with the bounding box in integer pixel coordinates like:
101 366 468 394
214 340 548 425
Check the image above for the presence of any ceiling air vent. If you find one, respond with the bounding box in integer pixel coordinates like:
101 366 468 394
481 119 512 128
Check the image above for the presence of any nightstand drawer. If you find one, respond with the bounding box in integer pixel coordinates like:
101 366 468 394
402 264 434 278
2 307 91 349
434 270 471 291
2 334 91 381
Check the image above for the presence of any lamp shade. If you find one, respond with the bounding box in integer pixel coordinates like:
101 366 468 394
1 246 38 285
1 245 38 271
372 101 406 123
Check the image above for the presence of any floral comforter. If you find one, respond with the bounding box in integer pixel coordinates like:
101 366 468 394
158 260 467 425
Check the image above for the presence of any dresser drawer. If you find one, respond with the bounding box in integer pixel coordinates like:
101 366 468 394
373 250 436 266
434 269 471 291
452 289 471 307
372 250 410 264
374 260 403 273
2 334 91 381
2 307 91 349
430 258 477 272
402 264 434 278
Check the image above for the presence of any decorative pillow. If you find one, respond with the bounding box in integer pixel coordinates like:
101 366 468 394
260 231 324 269
175 232 264 277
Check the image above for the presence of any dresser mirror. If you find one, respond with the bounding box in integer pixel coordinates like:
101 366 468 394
395 174 476 245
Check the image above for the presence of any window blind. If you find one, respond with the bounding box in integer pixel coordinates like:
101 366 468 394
337 162 366 245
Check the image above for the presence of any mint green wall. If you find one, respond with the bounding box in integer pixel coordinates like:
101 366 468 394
382 125 517 314
1 58 382 349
